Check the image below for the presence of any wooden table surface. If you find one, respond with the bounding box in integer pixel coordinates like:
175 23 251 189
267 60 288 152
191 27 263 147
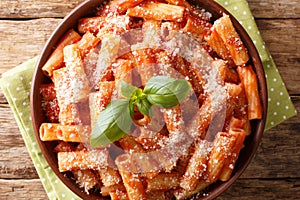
0 0 299 199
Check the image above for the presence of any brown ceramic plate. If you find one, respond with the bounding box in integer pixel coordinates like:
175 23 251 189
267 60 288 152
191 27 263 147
30 0 267 199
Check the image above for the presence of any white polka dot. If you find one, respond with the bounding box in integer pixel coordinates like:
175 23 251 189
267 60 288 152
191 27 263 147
273 112 277 116
268 98 272 102
6 83 10 87
48 192 52 197
36 163 40 168
283 115 287 119
248 26 252 30
13 98 17 101
16 87 20 91
234 6 238 10
55 179 59 184
26 91 30 96
224 1 228 5
273 78 277 82
20 76 24 81
257 31 261 35
25 127 30 131
29 116 32 121
262 45 265 49
239 21 243 25
280 92 283 96
253 40 257 44
270 121 274 125
270 88 274 92
265 74 268 78
19 112 23 116
41 178 45 182
71 198 75 200
276 102 280 106
285 106 289 110
62 194 66 198
251 16 255 20
29 81 32 85
32 141 36 146
267 64 271 68
275 68 279 72
31 149 35 153
243 11 247 15
23 102 27 106
295 110 297 114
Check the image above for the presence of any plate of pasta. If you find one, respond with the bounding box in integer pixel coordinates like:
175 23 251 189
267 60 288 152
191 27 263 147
31 0 267 199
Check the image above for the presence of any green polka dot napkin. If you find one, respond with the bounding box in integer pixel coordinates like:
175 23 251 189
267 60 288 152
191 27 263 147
0 0 297 199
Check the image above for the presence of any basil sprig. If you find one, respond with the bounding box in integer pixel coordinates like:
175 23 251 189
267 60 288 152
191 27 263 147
90 76 191 147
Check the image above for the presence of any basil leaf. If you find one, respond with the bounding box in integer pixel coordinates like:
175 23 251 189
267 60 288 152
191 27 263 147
144 76 191 108
136 98 152 116
90 99 133 147
146 94 179 108
121 80 139 99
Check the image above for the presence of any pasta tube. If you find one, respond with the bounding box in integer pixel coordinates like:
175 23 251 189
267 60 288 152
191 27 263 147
237 65 262 120
207 132 237 182
39 123 90 143
213 15 249 66
127 2 185 22
115 154 147 200
42 29 81 77
180 140 210 191
219 128 246 181
58 149 109 172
